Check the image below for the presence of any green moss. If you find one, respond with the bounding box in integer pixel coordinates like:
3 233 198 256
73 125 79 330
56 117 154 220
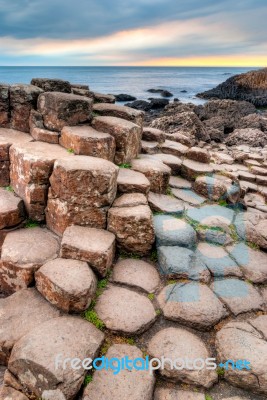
84 310 105 330
118 163 132 169
216 367 225 376
150 249 158 263
247 241 260 250
229 224 239 241
166 186 173 196
5 186 14 192
147 293 155 301
167 280 177 285
25 219 40 228
119 250 141 259
218 199 228 207
205 396 213 400
156 309 161 316
67 148 75 153
84 374 93 386
126 337 135 345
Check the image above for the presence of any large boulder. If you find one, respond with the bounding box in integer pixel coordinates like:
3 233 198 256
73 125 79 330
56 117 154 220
0 84 10 128
10 84 43 132
31 78 72 93
38 92 93 131
197 68 267 107
225 128 267 147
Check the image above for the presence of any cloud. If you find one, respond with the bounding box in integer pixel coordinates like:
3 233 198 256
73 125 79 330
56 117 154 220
0 0 266 65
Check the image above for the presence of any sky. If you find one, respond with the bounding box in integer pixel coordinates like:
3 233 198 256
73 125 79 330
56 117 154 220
0 0 266 66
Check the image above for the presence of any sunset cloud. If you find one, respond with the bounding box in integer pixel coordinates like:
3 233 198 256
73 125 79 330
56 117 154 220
0 0 266 66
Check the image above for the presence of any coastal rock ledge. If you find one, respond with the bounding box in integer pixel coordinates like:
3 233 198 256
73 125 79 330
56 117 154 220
197 68 267 106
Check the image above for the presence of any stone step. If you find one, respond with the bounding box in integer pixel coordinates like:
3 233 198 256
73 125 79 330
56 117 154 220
35 258 97 312
141 140 160 154
60 225 116 277
46 156 118 235
0 128 33 186
131 158 171 194
60 125 116 161
93 102 143 126
92 116 141 164
186 146 211 163
169 175 192 189
140 153 182 174
117 168 150 195
142 127 166 143
0 188 25 229
148 192 184 215
0 227 60 293
161 139 189 157
172 188 206 206
10 141 73 221
0 288 60 364
92 92 115 103
181 158 214 181
7 316 104 399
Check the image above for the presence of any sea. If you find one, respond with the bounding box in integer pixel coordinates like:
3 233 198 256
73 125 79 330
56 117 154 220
0 66 256 105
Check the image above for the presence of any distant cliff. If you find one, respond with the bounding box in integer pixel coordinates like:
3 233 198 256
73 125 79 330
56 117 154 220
197 68 267 107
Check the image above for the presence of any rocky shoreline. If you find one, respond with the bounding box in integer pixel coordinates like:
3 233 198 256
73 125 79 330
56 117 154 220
0 73 267 400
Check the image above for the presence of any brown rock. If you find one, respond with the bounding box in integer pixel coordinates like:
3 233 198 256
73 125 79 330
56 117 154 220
154 387 205 400
141 140 160 154
60 125 115 161
36 258 97 312
112 193 147 208
165 131 194 146
38 92 93 131
0 386 29 400
117 168 150 195
161 139 189 157
92 92 116 103
131 158 171 193
10 84 43 132
235 211 267 250
0 288 60 365
0 227 59 293
0 84 10 128
60 225 116 277
108 204 155 255
31 78 72 93
92 116 142 164
148 192 184 215
181 159 213 181
8 316 104 399
0 161 9 186
226 128 267 147
142 127 166 143
29 109 44 131
0 188 25 229
93 102 144 126
10 141 72 221
31 127 60 144
186 146 211 163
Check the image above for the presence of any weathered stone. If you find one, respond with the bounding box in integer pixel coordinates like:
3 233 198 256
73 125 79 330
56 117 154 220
165 131 194 146
49 156 118 206
147 327 217 387
10 142 72 221
46 198 108 235
8 316 104 399
10 84 43 132
244 192 267 213
93 103 144 126
38 92 93 131
0 288 60 365
181 159 213 181
158 246 210 283
36 258 97 312
112 193 147 208
0 386 29 400
235 211 267 250
186 147 211 163
112 259 160 293
117 168 150 195
60 225 115 277
251 165 267 176
92 116 141 164
148 192 184 215
0 84 10 128
172 188 206 205
158 282 228 330
0 161 9 186
31 78 71 93
60 125 115 161
131 158 171 193
187 205 235 228
29 109 44 131
238 170 256 182
0 188 25 229
108 204 154 255
154 215 196 248
92 92 116 103
141 140 160 154
154 388 205 400
31 127 60 144
142 127 166 143
194 175 241 203
226 128 267 147
82 344 155 400
95 284 156 334
150 153 183 174
197 243 242 278
216 320 267 395
161 139 189 157
211 152 234 165
0 128 32 162
169 175 192 189
256 174 267 185
0 228 59 293
211 279 264 315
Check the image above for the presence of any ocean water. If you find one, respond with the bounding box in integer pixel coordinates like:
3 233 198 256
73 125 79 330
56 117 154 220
0 66 255 104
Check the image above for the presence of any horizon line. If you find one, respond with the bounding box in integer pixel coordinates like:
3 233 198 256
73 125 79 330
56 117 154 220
0 65 262 68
